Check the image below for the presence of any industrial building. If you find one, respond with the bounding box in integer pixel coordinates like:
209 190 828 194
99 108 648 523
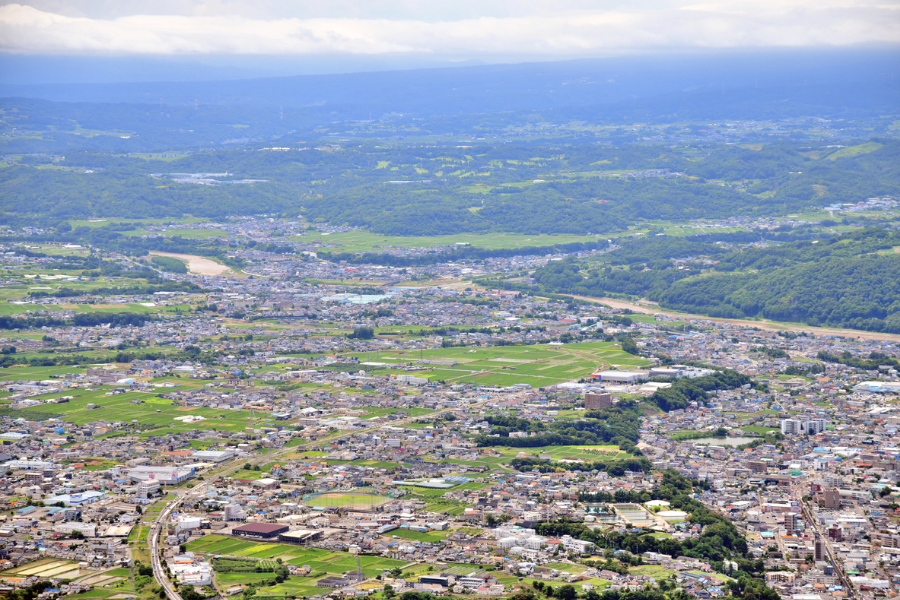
128 466 195 484
589 370 649 383
44 491 107 506
278 529 324 544
231 522 289 540
191 450 235 463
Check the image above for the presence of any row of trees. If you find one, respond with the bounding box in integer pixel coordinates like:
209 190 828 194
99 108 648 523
0 311 155 330
510 455 652 476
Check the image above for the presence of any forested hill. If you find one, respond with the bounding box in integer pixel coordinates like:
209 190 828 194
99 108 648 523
2 139 899 234
517 228 900 334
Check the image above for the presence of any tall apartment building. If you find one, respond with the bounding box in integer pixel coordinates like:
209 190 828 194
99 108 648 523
585 392 612 410
781 417 828 435
784 512 800 534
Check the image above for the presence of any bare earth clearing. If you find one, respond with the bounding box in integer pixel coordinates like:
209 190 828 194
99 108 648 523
149 252 231 276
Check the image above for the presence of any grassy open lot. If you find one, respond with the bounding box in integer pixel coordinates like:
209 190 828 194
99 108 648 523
385 528 450 542
629 564 678 579
301 492 393 508
360 407 433 419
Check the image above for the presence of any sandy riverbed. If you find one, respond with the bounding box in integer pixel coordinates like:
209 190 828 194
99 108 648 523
577 296 900 342
149 252 230 276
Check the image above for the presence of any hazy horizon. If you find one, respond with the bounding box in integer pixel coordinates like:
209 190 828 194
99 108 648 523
1 0 898 86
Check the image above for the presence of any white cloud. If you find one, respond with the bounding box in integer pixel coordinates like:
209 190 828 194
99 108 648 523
0 1 897 55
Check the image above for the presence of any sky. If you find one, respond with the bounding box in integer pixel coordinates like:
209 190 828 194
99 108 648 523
1 0 898 59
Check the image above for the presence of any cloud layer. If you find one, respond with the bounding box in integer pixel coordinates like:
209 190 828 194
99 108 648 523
1 1 898 55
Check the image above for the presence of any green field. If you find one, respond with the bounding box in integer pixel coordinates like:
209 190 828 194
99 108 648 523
0 386 271 437
825 142 883 160
386 528 451 542
351 341 651 387
302 492 393 508
292 230 607 253
187 535 408 596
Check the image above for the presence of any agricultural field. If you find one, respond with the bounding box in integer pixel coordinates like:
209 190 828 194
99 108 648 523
292 230 605 253
0 386 269 437
491 445 632 462
349 341 652 388
3 558 87 580
187 535 407 597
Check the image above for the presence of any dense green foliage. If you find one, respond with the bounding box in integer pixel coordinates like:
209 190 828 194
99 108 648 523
319 239 611 267
647 369 753 412
151 255 189 273
562 472 761 572
474 401 643 447
28 280 202 299
510 455 652 476
0 311 154 330
817 350 900 371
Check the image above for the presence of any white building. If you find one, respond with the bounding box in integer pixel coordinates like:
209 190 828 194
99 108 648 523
591 370 649 383
191 450 235 463
53 523 96 537
128 466 194 484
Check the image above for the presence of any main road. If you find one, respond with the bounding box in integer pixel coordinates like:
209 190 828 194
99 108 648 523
796 490 858 600
148 399 489 600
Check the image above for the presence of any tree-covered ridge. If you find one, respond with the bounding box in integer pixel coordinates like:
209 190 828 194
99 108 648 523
524 228 900 333
660 255 900 330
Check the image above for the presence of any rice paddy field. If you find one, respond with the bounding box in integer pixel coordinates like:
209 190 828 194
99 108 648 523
187 535 407 597
613 503 656 526
3 558 88 580
349 341 652 388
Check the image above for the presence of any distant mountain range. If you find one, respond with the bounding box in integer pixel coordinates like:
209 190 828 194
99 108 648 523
2 49 897 122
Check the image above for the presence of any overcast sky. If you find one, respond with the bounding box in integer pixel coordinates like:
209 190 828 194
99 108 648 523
1 0 898 58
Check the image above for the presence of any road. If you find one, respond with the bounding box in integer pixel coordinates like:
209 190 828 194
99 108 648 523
798 496 858 600
148 400 489 599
